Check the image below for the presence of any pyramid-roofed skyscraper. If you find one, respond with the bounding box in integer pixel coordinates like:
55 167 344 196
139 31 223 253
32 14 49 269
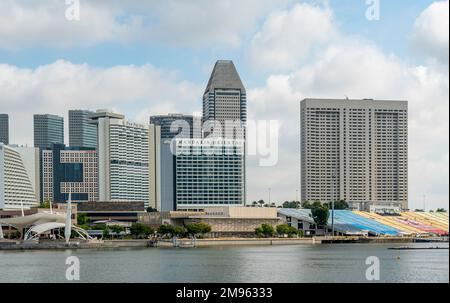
203 60 247 131
173 60 247 210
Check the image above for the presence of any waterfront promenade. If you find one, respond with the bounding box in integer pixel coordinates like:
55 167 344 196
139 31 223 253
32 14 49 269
1 236 447 250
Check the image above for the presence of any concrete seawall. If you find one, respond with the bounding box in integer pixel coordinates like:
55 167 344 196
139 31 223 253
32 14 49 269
1 236 445 250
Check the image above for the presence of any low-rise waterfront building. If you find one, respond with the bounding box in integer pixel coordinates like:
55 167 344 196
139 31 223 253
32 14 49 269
76 201 146 223
169 206 281 237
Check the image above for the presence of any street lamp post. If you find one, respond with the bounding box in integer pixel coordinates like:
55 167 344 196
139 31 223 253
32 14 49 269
331 169 336 237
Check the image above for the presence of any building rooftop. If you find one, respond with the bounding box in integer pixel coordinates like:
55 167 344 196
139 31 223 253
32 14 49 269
205 60 246 94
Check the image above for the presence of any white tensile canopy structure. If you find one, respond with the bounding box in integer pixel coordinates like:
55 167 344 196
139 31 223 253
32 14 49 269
23 222 91 241
0 212 65 231
0 193 91 242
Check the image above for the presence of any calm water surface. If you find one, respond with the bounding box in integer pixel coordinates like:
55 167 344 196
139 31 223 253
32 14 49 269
0 242 448 283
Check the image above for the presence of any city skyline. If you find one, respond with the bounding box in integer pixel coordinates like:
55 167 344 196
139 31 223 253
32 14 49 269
0 0 448 210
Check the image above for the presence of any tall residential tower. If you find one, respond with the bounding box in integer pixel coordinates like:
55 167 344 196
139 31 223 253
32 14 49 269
300 98 408 210
91 111 160 208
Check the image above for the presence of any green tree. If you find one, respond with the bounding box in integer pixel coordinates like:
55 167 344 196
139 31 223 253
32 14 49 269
276 224 299 237
130 223 154 239
146 207 158 213
255 224 275 238
415 209 425 212
102 228 110 239
109 225 125 238
326 200 349 210
186 222 212 236
255 227 264 237
157 224 184 238
258 200 265 207
40 199 51 209
311 204 329 229
282 201 301 209
436 208 447 213
301 201 313 209
284 201 300 208
77 213 89 225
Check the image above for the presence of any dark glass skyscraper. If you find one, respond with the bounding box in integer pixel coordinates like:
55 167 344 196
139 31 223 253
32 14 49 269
69 110 97 148
150 114 198 211
0 114 9 145
33 114 64 149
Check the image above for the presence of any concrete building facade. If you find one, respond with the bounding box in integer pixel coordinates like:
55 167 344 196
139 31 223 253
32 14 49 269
169 206 281 237
42 144 98 204
300 98 408 209
91 111 160 208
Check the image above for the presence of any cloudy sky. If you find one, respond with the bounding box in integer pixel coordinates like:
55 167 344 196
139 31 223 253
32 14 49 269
0 0 448 210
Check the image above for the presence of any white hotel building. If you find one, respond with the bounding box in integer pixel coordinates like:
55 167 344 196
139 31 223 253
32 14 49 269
0 144 40 210
90 111 160 209
174 138 245 210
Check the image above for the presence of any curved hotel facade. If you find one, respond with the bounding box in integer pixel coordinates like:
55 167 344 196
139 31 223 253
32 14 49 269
0 144 40 210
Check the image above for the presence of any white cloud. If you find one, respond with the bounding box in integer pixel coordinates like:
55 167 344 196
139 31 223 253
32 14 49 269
249 3 338 71
0 60 202 145
145 0 292 48
0 1 143 49
0 0 291 49
246 5 449 210
410 0 449 63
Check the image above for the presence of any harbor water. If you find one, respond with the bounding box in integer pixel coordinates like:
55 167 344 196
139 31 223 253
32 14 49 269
0 242 448 283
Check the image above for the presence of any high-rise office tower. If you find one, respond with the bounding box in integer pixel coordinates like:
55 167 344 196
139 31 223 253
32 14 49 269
150 114 198 211
0 114 9 145
174 138 245 210
91 110 160 208
171 60 247 210
300 98 408 210
0 144 40 210
69 110 97 148
42 144 98 204
203 60 246 139
33 114 64 149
